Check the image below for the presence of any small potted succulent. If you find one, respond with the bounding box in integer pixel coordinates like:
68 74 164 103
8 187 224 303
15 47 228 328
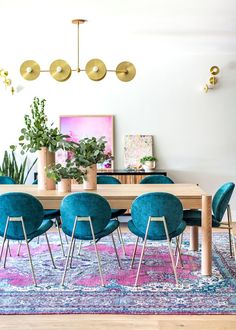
46 158 85 193
73 136 112 190
140 156 157 171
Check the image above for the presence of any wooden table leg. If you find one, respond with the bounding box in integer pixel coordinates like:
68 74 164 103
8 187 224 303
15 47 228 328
190 226 199 251
202 195 212 276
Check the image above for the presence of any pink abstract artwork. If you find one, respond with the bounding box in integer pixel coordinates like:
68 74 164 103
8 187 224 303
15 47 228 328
59 115 114 169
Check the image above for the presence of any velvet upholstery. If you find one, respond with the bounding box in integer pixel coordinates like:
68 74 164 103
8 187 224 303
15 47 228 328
33 179 60 220
0 192 53 240
0 176 16 184
97 175 126 218
140 175 174 184
183 182 235 227
61 192 119 240
128 192 186 240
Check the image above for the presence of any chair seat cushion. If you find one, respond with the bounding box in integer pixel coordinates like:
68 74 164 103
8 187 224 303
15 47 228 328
111 208 127 219
128 219 186 240
183 209 221 227
0 219 53 241
43 209 60 220
63 219 119 240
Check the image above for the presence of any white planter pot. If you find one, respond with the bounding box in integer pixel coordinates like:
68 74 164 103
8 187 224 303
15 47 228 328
143 161 156 171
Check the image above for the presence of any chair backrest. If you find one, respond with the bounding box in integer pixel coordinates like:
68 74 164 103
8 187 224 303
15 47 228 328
97 175 121 184
131 192 183 238
212 182 235 222
0 176 16 184
61 192 112 237
140 175 174 184
0 192 44 238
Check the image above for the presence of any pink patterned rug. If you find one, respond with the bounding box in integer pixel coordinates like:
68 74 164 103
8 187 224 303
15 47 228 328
0 232 235 314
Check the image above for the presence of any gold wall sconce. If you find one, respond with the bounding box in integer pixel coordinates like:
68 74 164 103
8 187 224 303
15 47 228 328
0 68 14 94
20 19 136 83
203 66 220 93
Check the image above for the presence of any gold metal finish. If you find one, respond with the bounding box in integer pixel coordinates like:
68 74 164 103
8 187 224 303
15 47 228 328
49 59 71 82
210 66 220 75
20 60 40 80
116 62 136 82
20 19 135 83
209 76 217 85
204 65 220 93
0 67 14 94
85 59 107 81
72 19 87 25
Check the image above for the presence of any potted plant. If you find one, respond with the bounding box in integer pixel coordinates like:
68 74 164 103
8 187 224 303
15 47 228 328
0 147 37 184
73 136 112 190
46 158 85 193
18 97 72 190
140 156 157 171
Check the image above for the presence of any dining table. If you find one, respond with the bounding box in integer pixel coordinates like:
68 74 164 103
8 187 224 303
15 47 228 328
0 183 212 276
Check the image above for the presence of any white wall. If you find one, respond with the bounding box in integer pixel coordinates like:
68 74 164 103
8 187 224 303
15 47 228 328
0 0 236 215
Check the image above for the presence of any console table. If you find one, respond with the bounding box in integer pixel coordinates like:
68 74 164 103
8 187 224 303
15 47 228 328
34 169 167 184
97 169 167 184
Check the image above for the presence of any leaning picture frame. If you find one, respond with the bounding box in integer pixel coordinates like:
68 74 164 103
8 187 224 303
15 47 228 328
59 115 114 169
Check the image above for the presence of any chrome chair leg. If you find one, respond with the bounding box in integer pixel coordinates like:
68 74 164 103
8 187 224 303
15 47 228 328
17 241 22 256
69 239 76 268
55 217 66 257
130 236 139 269
227 205 236 261
88 217 104 286
77 240 82 255
0 218 10 262
175 234 184 268
117 225 126 256
111 233 122 269
44 233 56 269
61 216 78 286
135 218 152 286
3 239 10 268
20 219 37 286
167 237 178 286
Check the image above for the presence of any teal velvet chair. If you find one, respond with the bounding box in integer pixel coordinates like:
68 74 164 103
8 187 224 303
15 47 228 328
183 182 235 259
140 175 174 184
97 175 126 255
128 192 186 286
60 192 121 286
0 176 16 184
33 179 67 255
0 192 55 286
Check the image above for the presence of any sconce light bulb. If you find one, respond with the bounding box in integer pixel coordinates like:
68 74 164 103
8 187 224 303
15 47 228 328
26 67 32 74
56 66 62 73
92 66 99 73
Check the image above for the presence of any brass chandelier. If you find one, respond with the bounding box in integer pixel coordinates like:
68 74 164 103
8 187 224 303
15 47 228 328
20 19 136 83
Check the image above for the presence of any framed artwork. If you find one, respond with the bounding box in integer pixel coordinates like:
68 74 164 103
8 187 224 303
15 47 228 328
124 135 153 168
59 115 114 169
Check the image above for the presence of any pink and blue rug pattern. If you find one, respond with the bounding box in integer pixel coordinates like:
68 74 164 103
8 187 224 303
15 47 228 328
0 232 235 314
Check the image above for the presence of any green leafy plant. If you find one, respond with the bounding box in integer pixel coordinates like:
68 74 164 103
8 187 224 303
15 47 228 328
18 97 72 154
46 159 85 183
140 156 157 164
73 136 113 168
0 149 37 184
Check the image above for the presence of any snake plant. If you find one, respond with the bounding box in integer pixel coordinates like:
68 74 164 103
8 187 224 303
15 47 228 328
0 149 37 184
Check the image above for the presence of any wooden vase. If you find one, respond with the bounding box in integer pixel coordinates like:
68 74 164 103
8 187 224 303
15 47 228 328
58 179 71 193
38 147 56 190
83 164 97 190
